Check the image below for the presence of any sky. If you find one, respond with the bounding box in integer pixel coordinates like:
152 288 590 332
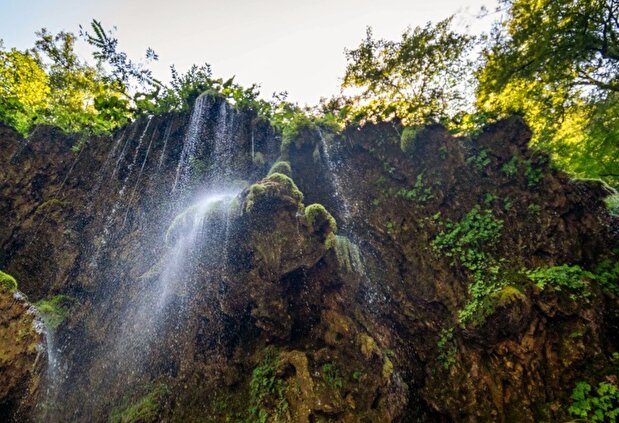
0 0 499 105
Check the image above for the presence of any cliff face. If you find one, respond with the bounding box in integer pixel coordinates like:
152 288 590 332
0 95 617 422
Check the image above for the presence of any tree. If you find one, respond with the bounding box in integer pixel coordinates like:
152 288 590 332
342 17 474 126
477 0 619 187
0 47 50 134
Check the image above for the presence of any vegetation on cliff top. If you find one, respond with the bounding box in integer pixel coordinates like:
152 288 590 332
1 0 616 187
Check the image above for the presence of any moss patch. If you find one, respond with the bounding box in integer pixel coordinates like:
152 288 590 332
245 173 304 213
110 383 170 423
304 203 337 234
0 270 17 293
268 161 292 177
35 295 72 330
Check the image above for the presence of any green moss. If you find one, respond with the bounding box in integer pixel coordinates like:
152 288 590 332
110 383 170 423
382 356 394 379
0 270 17 293
253 151 265 166
304 203 337 234
35 295 72 330
492 285 526 306
245 173 304 213
333 235 363 274
268 161 292 177
400 126 419 153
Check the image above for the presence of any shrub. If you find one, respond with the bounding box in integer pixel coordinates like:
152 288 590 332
568 381 619 422
466 148 491 171
432 206 505 326
526 265 592 300
397 173 434 204
0 270 17 293
437 328 457 369
501 156 519 177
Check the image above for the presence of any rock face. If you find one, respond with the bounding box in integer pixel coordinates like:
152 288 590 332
0 97 617 422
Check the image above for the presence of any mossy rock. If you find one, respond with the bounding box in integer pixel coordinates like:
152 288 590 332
0 271 17 293
304 203 337 235
268 161 292 177
245 173 304 213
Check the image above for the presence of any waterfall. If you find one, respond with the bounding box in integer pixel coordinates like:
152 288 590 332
317 128 353 226
89 116 153 268
121 125 157 228
47 95 247 420
157 122 173 170
172 94 209 193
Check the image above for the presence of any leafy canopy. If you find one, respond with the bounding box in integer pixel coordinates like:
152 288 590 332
477 0 619 187
342 17 474 126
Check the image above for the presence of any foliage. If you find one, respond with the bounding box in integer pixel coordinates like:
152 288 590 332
523 159 544 187
110 383 169 423
0 29 132 137
477 0 619 188
321 363 344 389
568 381 619 422
0 270 17 293
35 294 73 330
342 17 474 126
437 327 457 369
593 259 619 296
466 148 491 171
397 173 434 204
606 193 619 217
432 206 505 325
526 265 592 300
305 204 337 234
249 350 289 423
501 156 518 177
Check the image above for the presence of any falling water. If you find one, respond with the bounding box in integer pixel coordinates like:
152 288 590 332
157 122 173 170
121 126 157 227
52 95 247 420
90 116 153 268
172 94 209 193
317 128 353 227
